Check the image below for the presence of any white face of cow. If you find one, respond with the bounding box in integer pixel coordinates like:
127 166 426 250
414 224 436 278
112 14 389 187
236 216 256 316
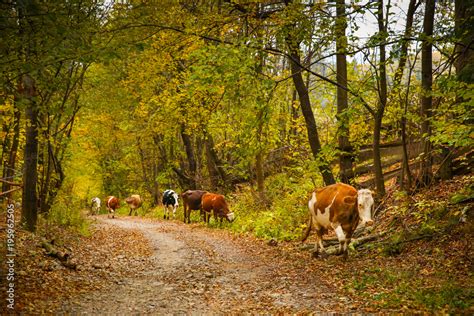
226 212 235 222
172 192 179 207
357 189 374 226
92 197 100 207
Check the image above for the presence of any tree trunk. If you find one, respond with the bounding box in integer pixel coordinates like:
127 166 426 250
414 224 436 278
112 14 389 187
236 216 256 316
205 135 228 191
21 74 39 231
1 103 20 199
180 125 197 189
205 138 220 190
393 0 418 87
286 36 335 186
455 0 474 84
395 0 417 191
335 0 354 184
1 122 11 193
373 113 385 197
289 88 298 137
373 0 388 198
400 112 413 189
420 0 436 185
255 150 265 193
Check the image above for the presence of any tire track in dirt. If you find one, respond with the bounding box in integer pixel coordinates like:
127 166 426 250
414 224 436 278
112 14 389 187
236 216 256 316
61 216 336 314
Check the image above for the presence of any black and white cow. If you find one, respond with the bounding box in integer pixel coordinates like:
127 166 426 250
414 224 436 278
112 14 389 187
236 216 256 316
162 189 179 220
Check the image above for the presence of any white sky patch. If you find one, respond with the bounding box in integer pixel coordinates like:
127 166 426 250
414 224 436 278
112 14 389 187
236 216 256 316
350 0 411 39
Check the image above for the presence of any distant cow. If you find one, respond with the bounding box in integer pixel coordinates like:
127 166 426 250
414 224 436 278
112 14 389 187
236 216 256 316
90 197 101 215
181 190 207 223
302 183 374 259
162 189 179 220
125 194 142 216
106 196 120 218
201 192 235 223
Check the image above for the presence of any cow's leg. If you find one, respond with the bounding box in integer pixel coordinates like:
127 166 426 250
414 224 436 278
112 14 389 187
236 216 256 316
312 228 325 258
128 208 132 216
342 224 355 259
333 224 348 256
301 215 312 243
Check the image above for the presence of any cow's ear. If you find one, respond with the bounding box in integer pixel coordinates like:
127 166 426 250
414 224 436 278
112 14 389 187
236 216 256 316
343 196 356 205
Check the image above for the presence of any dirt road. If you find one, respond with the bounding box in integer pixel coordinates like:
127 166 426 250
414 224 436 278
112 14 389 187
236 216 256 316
60 216 338 314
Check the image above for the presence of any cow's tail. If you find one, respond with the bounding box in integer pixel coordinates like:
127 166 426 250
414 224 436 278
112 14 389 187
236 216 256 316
301 215 312 243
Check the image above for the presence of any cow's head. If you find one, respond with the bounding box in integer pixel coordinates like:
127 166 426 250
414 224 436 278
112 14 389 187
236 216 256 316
357 189 374 226
226 211 235 222
172 192 179 206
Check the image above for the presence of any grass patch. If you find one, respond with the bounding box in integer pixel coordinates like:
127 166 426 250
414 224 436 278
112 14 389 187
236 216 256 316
344 264 473 312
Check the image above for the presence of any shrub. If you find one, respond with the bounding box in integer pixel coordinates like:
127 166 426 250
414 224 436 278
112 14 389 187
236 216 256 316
229 173 318 241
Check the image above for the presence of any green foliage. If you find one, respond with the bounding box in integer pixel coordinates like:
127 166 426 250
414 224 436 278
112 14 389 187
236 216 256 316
47 193 90 236
431 78 474 148
450 185 474 204
229 172 319 241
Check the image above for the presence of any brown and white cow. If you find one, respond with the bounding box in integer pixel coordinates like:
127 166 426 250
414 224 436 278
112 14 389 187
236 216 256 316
201 192 235 223
181 190 208 223
125 194 142 216
302 183 374 259
106 196 120 219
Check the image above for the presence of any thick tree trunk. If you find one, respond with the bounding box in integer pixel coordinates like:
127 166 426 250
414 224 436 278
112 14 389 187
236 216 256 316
180 125 197 189
455 0 474 83
205 136 228 191
335 0 354 184
286 36 335 186
21 74 39 231
420 0 436 185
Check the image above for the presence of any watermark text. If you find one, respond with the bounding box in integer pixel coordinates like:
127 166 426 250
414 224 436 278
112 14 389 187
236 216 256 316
6 202 15 309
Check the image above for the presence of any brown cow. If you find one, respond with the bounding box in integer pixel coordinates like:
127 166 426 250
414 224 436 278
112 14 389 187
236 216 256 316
125 194 142 216
106 196 120 219
201 192 235 223
302 183 374 259
181 190 207 223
